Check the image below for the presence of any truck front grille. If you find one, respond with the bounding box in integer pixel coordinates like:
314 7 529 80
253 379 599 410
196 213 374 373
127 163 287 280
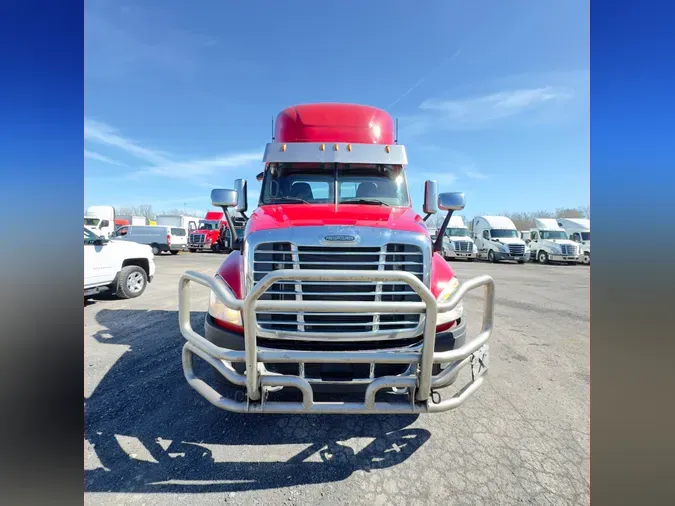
508 244 525 256
560 244 577 255
189 233 205 244
454 241 472 252
252 242 424 340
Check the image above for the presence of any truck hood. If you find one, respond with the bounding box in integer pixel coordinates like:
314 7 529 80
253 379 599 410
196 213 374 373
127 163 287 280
493 237 526 246
541 239 578 247
447 236 474 242
248 204 428 235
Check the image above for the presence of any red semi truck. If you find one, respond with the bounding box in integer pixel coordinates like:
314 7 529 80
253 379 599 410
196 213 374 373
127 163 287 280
188 211 227 253
179 103 495 414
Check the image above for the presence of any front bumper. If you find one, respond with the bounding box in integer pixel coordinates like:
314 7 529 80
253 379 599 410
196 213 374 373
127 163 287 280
549 254 582 263
188 242 212 250
494 251 526 262
444 248 477 259
178 269 495 414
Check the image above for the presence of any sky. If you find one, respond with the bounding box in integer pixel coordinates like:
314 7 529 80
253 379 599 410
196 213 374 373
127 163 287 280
84 0 589 219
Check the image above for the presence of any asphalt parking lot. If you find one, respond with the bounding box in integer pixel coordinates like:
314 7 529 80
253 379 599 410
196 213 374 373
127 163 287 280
85 252 589 505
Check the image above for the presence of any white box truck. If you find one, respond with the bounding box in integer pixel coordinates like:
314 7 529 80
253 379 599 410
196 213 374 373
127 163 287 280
84 206 115 238
156 215 200 232
442 215 477 261
557 218 590 264
527 218 581 264
472 216 527 263
117 215 148 226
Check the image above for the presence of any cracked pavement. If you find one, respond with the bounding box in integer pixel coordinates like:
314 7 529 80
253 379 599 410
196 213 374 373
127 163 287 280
85 253 589 505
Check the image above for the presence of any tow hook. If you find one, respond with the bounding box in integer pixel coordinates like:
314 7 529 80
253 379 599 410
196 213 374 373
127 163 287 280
430 389 442 404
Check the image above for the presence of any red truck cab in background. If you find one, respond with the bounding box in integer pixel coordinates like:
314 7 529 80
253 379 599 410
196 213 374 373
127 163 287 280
188 211 228 253
178 103 495 414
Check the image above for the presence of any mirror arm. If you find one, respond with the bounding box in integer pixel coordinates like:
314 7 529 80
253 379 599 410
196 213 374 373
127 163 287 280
239 211 249 221
423 213 433 222
433 210 454 253
219 207 239 243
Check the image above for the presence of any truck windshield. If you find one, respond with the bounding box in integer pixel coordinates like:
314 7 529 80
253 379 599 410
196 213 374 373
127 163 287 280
198 221 218 230
581 232 590 241
490 229 518 238
84 218 100 227
540 230 568 240
445 228 470 237
260 163 410 207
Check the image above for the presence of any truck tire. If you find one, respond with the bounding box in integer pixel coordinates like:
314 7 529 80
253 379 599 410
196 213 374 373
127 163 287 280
151 244 160 256
170 250 179 255
488 250 496 263
116 265 148 299
537 251 549 264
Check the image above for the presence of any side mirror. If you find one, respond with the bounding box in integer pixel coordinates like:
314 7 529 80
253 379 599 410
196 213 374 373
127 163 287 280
234 179 248 213
438 192 466 211
211 188 241 243
433 191 466 253
211 189 238 208
93 238 108 246
256 172 264 182
423 180 438 216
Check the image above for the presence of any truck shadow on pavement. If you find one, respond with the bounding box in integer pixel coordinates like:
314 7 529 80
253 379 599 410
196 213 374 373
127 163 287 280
85 309 430 494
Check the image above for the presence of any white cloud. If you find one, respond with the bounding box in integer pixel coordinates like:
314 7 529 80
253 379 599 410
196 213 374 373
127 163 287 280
84 118 262 183
84 149 125 166
419 86 573 127
463 168 489 180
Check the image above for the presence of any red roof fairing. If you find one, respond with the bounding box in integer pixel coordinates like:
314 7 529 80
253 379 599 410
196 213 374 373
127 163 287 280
275 103 395 145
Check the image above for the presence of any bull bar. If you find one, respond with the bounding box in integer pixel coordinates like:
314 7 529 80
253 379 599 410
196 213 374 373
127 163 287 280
178 269 495 414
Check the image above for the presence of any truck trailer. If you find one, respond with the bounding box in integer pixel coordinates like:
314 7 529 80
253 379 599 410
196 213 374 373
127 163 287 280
178 103 495 414
157 214 200 232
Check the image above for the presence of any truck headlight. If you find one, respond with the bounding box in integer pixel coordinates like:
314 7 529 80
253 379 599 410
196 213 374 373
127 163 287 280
552 245 562 254
208 289 243 327
500 244 510 252
437 277 463 327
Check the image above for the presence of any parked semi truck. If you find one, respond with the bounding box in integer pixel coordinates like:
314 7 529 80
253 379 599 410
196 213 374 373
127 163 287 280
178 103 495 414
84 206 115 238
442 215 477 261
472 216 527 263
527 218 581 264
557 218 590 265
188 211 228 252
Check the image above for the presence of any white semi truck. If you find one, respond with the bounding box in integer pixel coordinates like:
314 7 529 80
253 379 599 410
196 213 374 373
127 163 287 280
557 218 590 265
527 218 581 264
84 206 115 238
472 216 528 263
442 215 477 261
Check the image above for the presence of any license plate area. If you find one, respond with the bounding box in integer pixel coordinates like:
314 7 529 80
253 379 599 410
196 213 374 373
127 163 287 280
471 344 489 379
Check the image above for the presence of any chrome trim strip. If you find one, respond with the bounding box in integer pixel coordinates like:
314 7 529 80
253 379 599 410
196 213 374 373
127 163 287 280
263 142 408 165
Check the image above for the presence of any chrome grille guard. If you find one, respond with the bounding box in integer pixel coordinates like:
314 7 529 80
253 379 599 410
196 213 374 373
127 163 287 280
178 269 495 414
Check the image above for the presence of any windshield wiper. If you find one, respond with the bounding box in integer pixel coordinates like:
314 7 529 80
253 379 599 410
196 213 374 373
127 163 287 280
340 198 390 206
267 196 310 204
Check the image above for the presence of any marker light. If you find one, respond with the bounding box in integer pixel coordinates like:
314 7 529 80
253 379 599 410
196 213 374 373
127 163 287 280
281 144 287 151
347 144 352 151
334 144 339 151
320 144 325 151
385 145 391 153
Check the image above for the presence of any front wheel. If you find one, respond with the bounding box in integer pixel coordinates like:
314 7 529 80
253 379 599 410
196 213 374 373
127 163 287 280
488 250 496 263
151 244 160 256
116 265 148 299
537 251 549 264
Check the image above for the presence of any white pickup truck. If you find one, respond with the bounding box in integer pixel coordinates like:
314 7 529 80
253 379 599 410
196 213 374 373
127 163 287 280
84 227 156 299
